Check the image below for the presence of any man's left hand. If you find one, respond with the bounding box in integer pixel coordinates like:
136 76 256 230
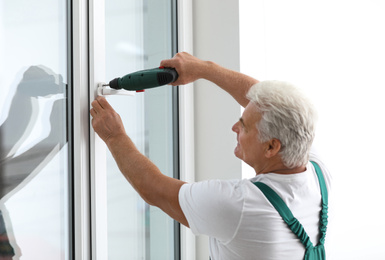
90 96 126 143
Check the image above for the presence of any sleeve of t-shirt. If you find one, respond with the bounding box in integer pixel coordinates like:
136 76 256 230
178 179 245 242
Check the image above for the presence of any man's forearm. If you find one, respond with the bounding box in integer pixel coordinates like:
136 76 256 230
161 52 259 107
105 133 159 203
104 133 188 226
90 96 188 226
202 61 259 107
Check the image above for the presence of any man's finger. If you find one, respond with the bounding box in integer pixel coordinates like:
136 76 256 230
96 96 114 111
90 107 97 117
160 59 170 68
160 57 178 70
91 98 102 112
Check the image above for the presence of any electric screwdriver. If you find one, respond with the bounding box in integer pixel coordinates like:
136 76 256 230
106 67 178 92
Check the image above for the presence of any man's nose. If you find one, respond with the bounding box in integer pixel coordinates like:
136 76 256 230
232 122 239 133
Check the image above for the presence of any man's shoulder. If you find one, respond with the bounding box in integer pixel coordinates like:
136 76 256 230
181 178 246 199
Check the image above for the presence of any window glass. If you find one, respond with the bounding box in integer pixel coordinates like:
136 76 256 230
0 0 72 259
105 0 178 259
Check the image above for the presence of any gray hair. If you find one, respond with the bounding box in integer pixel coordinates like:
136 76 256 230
246 80 317 168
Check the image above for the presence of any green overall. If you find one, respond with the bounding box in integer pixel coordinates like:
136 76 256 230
252 161 328 260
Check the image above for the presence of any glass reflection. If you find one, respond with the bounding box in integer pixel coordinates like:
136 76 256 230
0 1 70 259
0 66 68 259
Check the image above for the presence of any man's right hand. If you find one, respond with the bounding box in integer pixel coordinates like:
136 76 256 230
160 52 210 86
161 52 258 107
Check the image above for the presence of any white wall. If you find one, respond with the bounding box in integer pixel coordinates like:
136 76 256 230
240 1 385 259
192 0 241 258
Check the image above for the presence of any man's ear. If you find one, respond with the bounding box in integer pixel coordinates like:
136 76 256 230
265 138 281 158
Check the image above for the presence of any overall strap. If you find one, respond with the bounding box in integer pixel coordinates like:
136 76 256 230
252 161 328 248
310 161 328 245
253 182 314 249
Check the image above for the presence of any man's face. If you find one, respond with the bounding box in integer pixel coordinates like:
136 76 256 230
232 103 267 171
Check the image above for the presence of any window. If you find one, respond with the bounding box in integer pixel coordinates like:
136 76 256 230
91 0 180 259
0 0 72 259
1 0 182 259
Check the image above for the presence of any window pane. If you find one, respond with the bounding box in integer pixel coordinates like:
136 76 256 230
0 1 72 259
105 0 177 259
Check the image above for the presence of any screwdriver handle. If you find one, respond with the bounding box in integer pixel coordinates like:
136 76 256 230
109 67 178 91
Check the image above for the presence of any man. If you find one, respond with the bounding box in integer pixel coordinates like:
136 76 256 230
90 52 331 259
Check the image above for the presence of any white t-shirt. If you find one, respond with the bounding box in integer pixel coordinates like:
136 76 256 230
178 153 332 260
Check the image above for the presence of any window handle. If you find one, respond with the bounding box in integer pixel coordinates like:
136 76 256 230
97 83 135 96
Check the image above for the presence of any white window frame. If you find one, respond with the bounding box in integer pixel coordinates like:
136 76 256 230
72 0 91 259
177 1 195 259
88 0 108 259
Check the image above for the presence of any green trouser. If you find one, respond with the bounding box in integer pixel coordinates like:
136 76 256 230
252 161 328 260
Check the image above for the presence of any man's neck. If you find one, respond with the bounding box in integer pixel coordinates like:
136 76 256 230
255 161 306 175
